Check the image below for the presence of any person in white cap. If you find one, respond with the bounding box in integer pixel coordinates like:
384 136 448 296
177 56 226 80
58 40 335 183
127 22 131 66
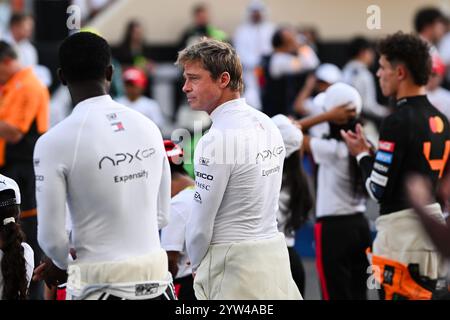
302 82 372 300
0 173 34 300
294 63 342 138
272 114 313 297
115 67 165 129
233 0 275 110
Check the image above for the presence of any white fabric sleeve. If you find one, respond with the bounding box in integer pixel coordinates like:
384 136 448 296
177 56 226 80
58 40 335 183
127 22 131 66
157 154 171 230
310 137 348 165
22 243 34 287
186 133 231 271
160 207 186 252
34 136 70 270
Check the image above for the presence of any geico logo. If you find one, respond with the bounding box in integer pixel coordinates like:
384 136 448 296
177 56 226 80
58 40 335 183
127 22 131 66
195 171 214 181
98 148 156 169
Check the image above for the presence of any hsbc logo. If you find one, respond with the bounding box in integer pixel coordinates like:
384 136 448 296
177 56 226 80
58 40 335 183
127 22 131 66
195 171 214 181
196 181 211 191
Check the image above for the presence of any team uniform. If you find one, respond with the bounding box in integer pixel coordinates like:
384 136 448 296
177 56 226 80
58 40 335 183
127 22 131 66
160 186 195 300
186 98 301 300
34 95 175 300
310 136 371 300
358 95 450 299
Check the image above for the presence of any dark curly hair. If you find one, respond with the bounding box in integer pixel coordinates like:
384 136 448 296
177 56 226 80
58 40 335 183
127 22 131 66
0 190 27 300
377 32 432 86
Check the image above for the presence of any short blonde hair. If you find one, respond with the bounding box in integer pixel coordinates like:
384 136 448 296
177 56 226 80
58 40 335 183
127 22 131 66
176 38 244 93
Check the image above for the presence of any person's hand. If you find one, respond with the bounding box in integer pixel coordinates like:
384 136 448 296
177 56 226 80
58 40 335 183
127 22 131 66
326 103 357 125
290 118 303 131
33 257 67 287
340 123 371 157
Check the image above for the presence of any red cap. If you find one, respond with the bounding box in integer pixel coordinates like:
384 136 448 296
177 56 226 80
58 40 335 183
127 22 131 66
122 67 148 89
164 140 184 164
432 55 446 77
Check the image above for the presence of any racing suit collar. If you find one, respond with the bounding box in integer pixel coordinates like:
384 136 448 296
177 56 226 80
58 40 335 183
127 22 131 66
210 98 247 123
73 95 113 113
396 95 429 107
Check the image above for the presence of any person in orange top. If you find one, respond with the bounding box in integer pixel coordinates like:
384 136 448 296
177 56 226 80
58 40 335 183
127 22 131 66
0 41 49 300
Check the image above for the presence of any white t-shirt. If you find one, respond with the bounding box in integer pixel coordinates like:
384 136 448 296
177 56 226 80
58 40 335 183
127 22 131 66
342 60 389 118
310 137 366 218
427 87 450 121
3 32 38 67
269 49 319 79
303 93 329 138
160 187 194 279
0 243 34 299
34 95 171 269
186 98 285 270
234 21 275 70
115 96 165 129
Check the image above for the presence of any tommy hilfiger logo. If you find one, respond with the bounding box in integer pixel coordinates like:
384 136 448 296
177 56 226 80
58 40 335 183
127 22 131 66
111 122 125 132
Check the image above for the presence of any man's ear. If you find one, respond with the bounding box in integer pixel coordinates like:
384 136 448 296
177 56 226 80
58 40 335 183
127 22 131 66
57 68 67 86
219 72 231 89
106 64 114 82
396 64 407 81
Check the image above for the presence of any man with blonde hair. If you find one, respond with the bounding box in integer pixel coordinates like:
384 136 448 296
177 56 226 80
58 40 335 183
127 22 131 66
176 38 301 300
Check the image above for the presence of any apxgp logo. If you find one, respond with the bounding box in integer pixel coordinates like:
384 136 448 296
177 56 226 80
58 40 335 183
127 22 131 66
99 148 155 169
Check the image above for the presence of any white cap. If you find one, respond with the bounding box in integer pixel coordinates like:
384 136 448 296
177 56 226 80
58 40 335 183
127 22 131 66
0 174 21 207
323 82 362 116
247 0 266 12
315 63 342 84
271 114 303 158
312 92 326 111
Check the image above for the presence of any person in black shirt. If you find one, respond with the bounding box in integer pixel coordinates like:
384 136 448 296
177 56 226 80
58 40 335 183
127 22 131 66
341 32 450 300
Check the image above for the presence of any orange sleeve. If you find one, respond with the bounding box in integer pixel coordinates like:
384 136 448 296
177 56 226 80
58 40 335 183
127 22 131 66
0 86 43 133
